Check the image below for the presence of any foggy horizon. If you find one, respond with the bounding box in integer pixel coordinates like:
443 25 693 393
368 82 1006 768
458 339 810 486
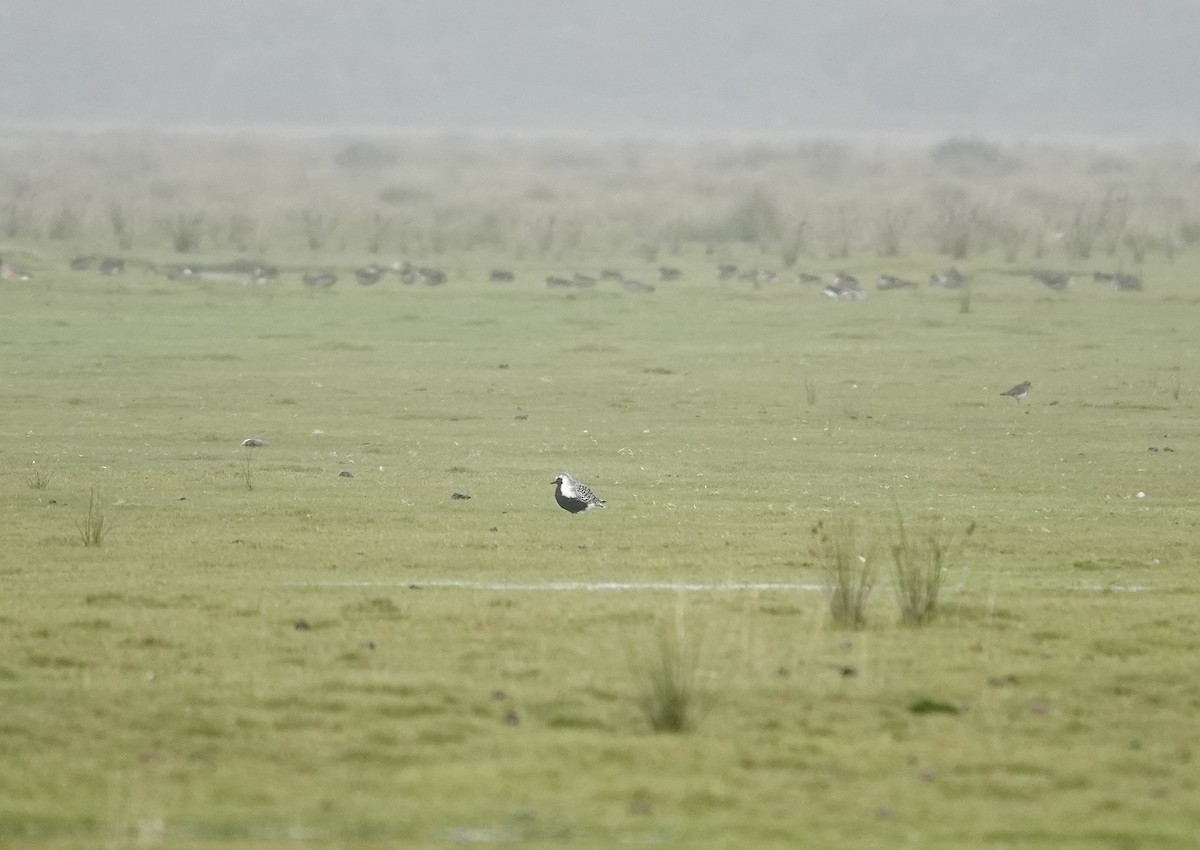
2 1 1199 140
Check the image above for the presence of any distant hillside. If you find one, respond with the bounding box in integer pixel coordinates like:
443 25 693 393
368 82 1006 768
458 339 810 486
1 0 1197 136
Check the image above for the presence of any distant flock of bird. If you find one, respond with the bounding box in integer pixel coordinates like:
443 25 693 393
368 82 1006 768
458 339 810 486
0 255 1144 297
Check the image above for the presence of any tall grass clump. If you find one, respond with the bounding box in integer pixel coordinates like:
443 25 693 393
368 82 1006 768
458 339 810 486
1167 369 1182 400
634 606 712 733
813 519 876 629
76 488 109 546
25 462 52 490
803 372 818 406
891 515 976 625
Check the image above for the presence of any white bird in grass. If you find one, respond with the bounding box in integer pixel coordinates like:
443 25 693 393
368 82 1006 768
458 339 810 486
552 473 606 513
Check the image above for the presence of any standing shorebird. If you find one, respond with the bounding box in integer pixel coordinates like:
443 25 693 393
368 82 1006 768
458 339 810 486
1000 381 1032 403
552 473 606 513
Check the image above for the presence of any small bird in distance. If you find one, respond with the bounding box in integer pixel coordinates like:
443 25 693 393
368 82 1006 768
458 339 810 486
1000 381 1031 403
552 472 606 513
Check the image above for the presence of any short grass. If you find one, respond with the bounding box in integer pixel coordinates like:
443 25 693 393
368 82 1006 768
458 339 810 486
3 197 1200 846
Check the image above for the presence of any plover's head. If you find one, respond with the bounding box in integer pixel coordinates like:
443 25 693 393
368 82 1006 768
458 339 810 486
553 472 572 486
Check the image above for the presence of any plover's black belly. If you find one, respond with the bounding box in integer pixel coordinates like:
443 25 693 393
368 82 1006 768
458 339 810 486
555 488 589 513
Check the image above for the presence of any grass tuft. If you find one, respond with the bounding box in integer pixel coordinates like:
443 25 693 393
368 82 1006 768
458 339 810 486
634 606 712 733
76 488 109 546
25 463 52 490
803 372 818 406
891 514 976 626
813 519 876 629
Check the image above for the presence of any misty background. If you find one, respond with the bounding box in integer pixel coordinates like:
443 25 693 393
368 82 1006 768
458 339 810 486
1 1 1197 137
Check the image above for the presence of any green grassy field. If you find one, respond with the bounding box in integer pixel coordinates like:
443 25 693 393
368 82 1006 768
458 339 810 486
3 135 1200 849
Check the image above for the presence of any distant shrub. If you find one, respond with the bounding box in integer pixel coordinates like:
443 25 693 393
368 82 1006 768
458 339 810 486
930 188 977 260
873 206 910 257
299 209 338 252
1179 218 1200 248
166 213 205 253
46 205 84 240
722 187 782 242
108 202 134 251
3 203 37 239
822 206 856 259
378 184 433 206
226 212 260 253
334 142 397 170
930 138 1019 176
780 220 808 266
364 211 393 254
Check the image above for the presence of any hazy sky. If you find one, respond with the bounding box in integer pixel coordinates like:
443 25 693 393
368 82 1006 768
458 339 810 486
2 1 1198 137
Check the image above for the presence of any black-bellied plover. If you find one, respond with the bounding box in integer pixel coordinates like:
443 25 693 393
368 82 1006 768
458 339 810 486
929 267 967 289
875 274 918 290
823 273 867 301
552 473 606 513
1031 270 1071 291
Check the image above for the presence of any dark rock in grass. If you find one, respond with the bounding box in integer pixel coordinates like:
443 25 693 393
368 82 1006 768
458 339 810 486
451 492 471 500
491 689 508 701
293 619 311 631
339 470 354 478
504 709 520 726
837 665 858 678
